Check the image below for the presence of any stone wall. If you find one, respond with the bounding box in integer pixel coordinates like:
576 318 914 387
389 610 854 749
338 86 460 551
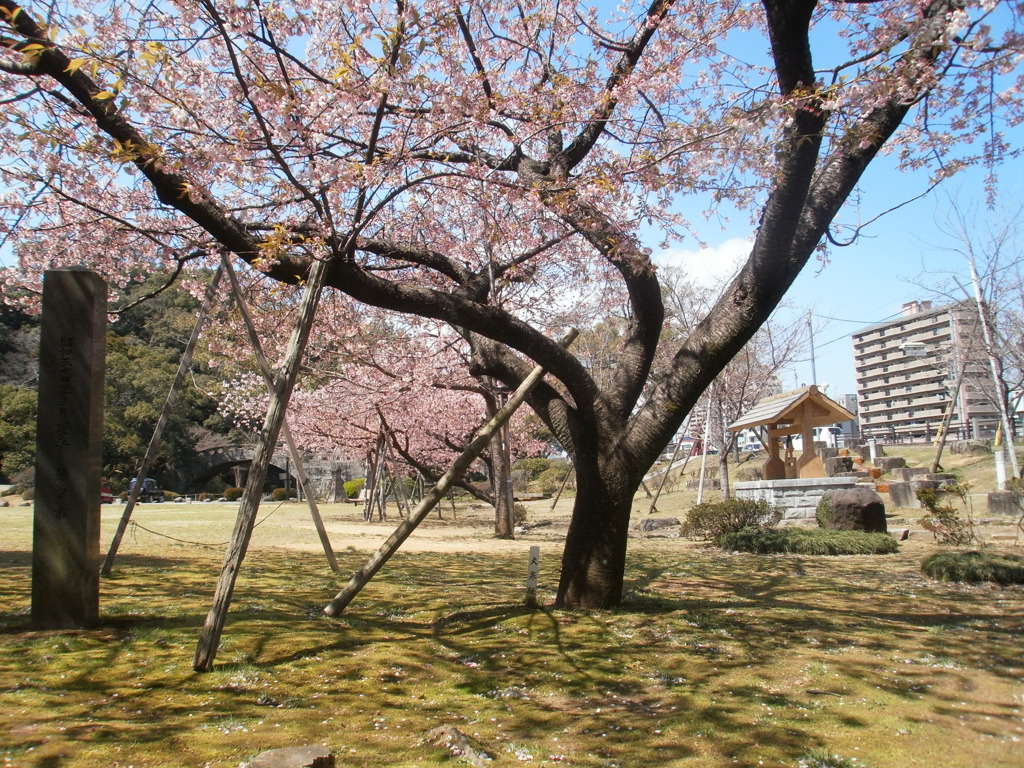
735 477 859 525
303 459 363 502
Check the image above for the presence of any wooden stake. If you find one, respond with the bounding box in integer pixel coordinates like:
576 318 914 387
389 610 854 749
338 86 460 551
194 258 328 672
647 415 692 516
102 266 223 576
525 546 540 608
220 255 339 573
323 328 578 616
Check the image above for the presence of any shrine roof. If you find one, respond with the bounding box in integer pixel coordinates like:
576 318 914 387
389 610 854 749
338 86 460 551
727 385 856 432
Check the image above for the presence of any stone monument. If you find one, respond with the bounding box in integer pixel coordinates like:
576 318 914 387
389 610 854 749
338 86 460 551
31 268 106 630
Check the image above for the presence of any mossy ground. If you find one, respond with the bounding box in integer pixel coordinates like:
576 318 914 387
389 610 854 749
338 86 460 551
1 497 1022 767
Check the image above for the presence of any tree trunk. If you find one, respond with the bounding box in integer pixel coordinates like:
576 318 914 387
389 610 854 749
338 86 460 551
485 394 516 539
491 423 515 539
554 458 637 609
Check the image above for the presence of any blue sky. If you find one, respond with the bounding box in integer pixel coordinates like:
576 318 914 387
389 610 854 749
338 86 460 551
656 149 1024 398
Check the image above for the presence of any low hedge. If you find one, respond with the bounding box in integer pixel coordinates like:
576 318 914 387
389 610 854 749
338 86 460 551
716 527 899 555
920 550 1024 585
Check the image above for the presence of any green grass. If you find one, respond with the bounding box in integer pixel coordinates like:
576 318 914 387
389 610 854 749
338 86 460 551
715 527 901 555
1 504 1022 767
921 549 1024 584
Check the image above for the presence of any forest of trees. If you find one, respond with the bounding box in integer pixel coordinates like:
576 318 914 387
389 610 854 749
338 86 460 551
0 275 236 490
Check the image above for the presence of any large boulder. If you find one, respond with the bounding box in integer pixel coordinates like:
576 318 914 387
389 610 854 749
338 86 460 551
817 486 887 532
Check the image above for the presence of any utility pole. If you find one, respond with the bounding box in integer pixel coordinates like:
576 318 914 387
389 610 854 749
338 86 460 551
807 310 817 385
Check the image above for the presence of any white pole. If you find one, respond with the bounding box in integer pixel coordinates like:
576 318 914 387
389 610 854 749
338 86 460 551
696 397 713 504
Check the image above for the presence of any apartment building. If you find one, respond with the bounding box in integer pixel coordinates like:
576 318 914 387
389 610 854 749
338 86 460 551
852 300 999 442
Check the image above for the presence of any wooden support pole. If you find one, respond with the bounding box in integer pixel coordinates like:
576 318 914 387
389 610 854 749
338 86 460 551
220 255 339 573
194 258 328 673
932 357 967 474
323 328 578 617
647 417 691 516
550 463 574 510
101 266 223 577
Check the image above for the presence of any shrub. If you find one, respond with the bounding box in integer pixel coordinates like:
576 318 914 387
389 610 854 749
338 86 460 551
537 466 570 496
815 494 834 528
921 550 1024 585
224 487 244 501
344 477 366 499
917 483 975 546
734 466 763 482
513 457 554 479
716 527 899 555
271 487 297 501
680 498 783 540
513 503 529 524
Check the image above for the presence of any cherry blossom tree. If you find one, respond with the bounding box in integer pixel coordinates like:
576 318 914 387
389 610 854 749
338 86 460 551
1 0 1021 608
217 310 546 534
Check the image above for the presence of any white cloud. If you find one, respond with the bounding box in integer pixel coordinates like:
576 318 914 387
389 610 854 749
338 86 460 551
654 238 751 288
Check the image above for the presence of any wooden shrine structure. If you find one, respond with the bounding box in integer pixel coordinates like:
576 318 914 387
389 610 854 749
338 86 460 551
728 386 855 480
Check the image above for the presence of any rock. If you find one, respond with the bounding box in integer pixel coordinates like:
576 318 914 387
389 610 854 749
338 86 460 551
923 473 957 486
246 745 334 768
19 501 31 507
887 481 916 507
950 439 991 456
0 500 8 507
633 517 681 537
988 491 1022 517
515 520 553 535
427 726 493 767
891 467 929 481
824 456 854 477
857 444 884 461
874 456 906 472
817 486 887 532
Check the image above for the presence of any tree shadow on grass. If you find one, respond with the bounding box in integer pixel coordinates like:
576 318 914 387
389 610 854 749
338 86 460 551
2 547 1021 767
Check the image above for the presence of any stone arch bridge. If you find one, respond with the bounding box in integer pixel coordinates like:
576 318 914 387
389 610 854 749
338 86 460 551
173 445 361 502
